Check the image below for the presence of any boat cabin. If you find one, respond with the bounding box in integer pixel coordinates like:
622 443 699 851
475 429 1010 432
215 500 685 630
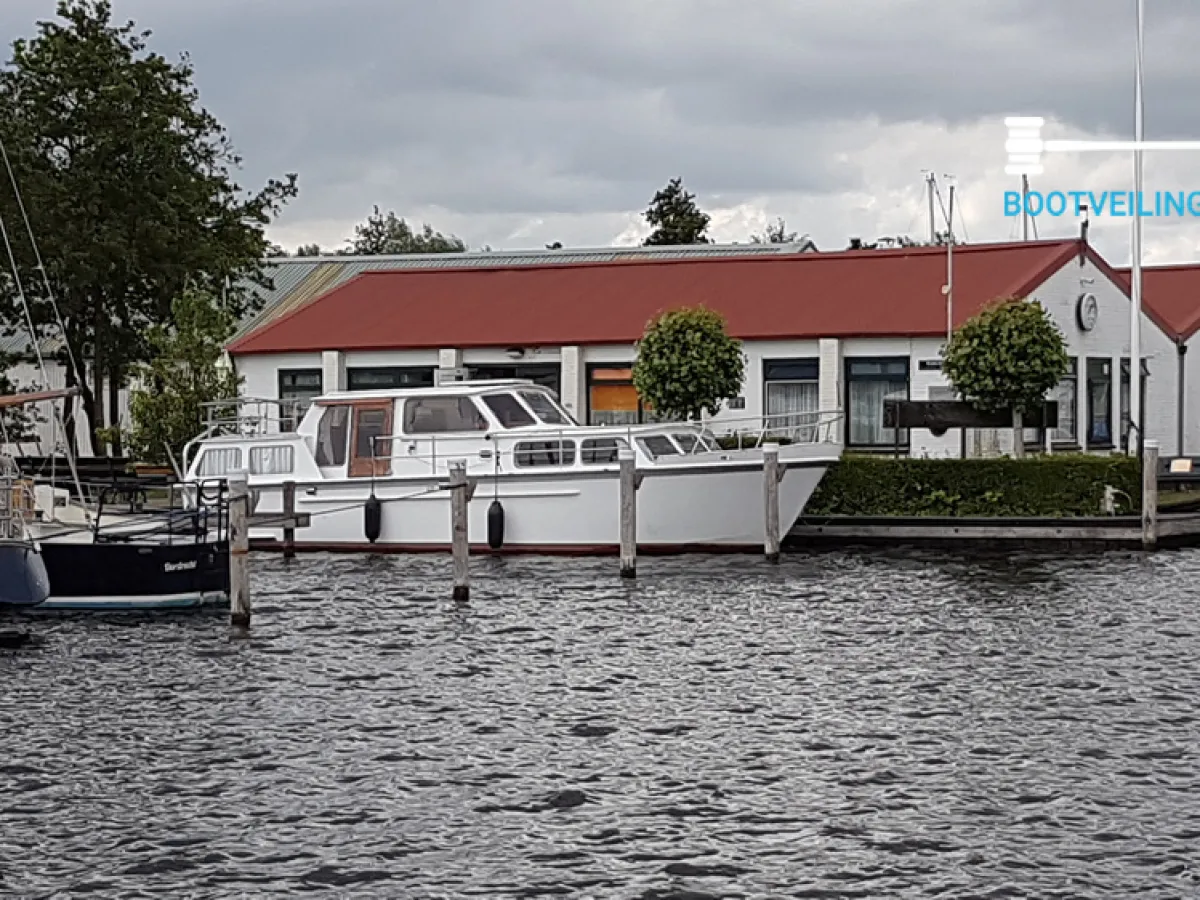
184 380 724 483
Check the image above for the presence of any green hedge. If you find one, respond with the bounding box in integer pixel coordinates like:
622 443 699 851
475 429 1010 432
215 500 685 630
805 454 1142 517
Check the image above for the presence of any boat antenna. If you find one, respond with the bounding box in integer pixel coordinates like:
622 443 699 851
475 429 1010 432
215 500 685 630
0 134 89 518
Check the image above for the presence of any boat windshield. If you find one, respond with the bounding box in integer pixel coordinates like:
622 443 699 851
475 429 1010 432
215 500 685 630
482 392 536 428
519 390 573 425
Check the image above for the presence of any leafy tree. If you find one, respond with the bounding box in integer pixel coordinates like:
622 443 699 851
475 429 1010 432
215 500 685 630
642 177 711 246
295 243 323 256
0 0 297 455
124 287 240 466
941 297 1069 458
0 352 43 447
632 306 746 421
545 241 563 250
341 205 465 255
847 232 959 250
751 218 802 244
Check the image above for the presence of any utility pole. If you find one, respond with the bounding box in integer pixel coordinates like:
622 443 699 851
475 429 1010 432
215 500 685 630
944 176 956 342
1021 174 1030 241
923 171 937 243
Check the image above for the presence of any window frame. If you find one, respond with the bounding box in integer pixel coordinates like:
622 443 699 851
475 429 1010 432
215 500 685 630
314 403 351 468
844 357 910 449
481 392 537 428
401 395 490 435
348 400 395 478
249 445 295 476
513 439 576 467
1119 357 1151 450
585 363 662 425
763 357 820 439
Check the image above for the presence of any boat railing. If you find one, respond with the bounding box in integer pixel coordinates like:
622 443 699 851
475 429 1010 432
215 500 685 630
0 455 38 539
185 397 308 473
365 409 844 472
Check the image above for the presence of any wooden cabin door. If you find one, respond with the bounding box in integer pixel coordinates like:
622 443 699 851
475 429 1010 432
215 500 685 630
348 401 395 478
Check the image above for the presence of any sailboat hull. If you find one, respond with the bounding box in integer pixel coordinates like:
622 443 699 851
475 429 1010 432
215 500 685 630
0 539 51 607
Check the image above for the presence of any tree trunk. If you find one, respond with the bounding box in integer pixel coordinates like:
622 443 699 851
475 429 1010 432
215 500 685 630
1012 409 1025 458
60 362 78 459
108 361 123 457
91 330 106 456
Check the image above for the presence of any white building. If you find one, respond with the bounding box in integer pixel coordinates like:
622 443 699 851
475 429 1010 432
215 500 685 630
226 238 1189 459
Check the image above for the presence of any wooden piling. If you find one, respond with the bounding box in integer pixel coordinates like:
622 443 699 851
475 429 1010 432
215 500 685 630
282 480 296 559
763 442 781 563
1142 439 1159 549
619 447 636 578
449 459 470 601
228 473 251 630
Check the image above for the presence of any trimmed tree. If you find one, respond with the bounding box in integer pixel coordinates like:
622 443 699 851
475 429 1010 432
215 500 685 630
941 296 1069 458
632 306 746 421
124 287 241 466
642 177 711 246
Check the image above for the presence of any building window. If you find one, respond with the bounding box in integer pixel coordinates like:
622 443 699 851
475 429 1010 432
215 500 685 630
402 396 489 434
1050 358 1078 444
279 369 322 431
845 358 909 447
1120 358 1150 449
347 366 435 391
468 363 561 395
514 439 576 467
585 365 666 425
763 358 819 439
1086 358 1113 447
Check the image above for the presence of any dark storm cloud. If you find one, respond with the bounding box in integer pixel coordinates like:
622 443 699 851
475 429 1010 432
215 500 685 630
2 0 1200 241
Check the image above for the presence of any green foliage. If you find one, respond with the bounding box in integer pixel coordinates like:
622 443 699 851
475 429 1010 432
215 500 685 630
295 243 323 256
642 177 711 246
342 205 465 255
806 454 1142 517
0 352 41 444
632 306 746 421
846 233 958 249
751 217 800 244
125 288 241 465
942 297 1069 414
0 0 297 451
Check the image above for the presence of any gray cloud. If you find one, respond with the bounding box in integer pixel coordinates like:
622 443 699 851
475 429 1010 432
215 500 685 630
3 0 1200 256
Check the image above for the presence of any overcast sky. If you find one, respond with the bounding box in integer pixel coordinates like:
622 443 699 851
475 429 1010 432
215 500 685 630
4 0 1200 264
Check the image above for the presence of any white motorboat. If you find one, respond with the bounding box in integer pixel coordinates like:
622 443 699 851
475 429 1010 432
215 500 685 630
180 379 843 553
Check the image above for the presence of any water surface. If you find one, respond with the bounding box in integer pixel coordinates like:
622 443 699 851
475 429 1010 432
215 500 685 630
3 549 1200 898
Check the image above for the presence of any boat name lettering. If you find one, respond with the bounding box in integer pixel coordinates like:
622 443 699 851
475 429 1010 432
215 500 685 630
163 560 198 572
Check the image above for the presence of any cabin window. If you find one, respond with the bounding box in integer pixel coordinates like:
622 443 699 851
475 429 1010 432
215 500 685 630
580 437 626 464
846 357 909 447
347 366 436 391
197 447 242 477
315 405 350 467
519 390 571 425
403 396 489 433
249 445 294 475
674 433 702 454
1119 358 1150 449
278 369 322 431
483 393 536 428
1050 357 1078 444
513 439 576 467
638 435 680 459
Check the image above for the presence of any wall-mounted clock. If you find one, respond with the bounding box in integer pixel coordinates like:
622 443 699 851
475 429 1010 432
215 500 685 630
1076 292 1099 331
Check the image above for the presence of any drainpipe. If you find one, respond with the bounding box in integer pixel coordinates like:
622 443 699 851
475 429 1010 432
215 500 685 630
1178 339 1187 457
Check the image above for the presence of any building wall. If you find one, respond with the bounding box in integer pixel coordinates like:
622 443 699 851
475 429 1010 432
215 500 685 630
2 360 132 457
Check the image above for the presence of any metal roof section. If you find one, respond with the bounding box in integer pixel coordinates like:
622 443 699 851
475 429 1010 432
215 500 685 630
229 240 819 343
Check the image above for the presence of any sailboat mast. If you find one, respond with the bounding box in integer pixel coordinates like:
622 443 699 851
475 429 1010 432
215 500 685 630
1129 0 1145 455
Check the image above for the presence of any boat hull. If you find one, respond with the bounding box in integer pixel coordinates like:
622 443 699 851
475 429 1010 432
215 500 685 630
244 451 835 553
33 539 229 611
0 539 51 607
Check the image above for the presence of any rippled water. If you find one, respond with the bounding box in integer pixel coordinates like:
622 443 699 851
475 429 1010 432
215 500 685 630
4 548 1200 898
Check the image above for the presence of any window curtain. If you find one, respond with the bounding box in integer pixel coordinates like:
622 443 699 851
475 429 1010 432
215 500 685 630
849 380 906 445
766 381 819 441
1050 376 1077 443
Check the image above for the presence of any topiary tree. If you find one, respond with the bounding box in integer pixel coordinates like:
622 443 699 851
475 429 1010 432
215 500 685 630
942 296 1069 458
632 306 746 422
124 287 242 466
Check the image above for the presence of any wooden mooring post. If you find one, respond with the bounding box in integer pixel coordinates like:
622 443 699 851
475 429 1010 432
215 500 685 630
1142 440 1159 549
619 447 637 578
449 459 471 601
228 472 251 630
282 480 296 558
763 442 781 563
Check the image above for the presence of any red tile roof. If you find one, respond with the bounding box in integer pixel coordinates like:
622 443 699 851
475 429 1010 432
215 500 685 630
228 239 1153 355
1113 263 1200 341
